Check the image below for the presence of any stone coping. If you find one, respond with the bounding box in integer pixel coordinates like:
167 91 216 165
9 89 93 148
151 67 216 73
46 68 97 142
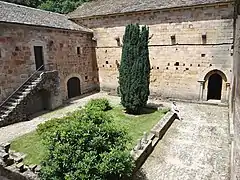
131 111 176 172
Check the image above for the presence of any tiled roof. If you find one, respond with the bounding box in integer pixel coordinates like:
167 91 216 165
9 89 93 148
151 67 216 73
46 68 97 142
69 0 233 18
0 1 92 32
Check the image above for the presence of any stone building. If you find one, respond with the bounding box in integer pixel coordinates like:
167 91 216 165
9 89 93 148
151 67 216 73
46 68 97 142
231 1 240 179
69 0 234 102
0 1 99 126
0 0 240 179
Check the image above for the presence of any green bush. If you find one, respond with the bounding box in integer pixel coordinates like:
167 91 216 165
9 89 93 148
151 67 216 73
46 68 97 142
37 117 67 138
39 108 134 180
85 98 112 111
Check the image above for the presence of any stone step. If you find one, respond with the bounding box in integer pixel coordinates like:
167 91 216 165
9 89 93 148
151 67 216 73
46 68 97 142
0 74 42 123
2 105 15 111
0 111 11 119
5 102 18 107
8 98 21 104
23 88 32 92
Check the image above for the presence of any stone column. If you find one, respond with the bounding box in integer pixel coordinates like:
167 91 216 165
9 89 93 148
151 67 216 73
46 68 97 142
198 80 205 101
226 82 230 102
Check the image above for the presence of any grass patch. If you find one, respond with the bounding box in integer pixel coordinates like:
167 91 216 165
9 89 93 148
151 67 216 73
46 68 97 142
11 131 46 165
109 106 167 147
11 106 168 165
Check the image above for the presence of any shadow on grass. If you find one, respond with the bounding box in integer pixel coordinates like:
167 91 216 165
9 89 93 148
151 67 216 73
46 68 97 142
123 103 164 115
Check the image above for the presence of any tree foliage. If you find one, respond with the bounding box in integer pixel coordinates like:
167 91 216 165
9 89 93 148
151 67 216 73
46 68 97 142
2 0 91 14
119 24 150 114
38 99 134 180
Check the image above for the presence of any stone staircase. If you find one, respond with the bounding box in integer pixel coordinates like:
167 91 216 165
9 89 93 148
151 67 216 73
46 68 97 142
0 72 44 127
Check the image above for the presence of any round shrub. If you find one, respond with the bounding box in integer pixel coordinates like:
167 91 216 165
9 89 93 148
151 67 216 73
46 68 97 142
85 98 112 111
39 108 134 180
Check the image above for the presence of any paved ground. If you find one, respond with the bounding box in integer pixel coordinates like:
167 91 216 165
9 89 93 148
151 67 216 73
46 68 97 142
136 103 230 180
0 92 122 143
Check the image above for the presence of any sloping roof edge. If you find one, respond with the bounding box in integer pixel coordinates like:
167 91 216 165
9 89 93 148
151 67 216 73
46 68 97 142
69 0 234 19
0 1 92 32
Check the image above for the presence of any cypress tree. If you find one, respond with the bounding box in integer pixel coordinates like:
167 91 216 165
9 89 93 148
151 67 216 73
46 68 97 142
119 24 150 114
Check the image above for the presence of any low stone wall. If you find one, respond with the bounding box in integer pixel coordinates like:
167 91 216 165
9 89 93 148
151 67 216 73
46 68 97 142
131 112 176 171
0 143 39 180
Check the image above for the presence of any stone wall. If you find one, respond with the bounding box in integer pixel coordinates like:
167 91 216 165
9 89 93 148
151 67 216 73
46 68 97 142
0 71 62 127
74 2 234 101
0 23 99 103
231 13 240 180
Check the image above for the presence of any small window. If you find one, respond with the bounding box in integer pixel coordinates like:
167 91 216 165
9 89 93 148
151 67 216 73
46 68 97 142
157 67 159 69
166 67 168 70
176 67 178 70
198 64 200 67
190 64 192 66
77 47 81 55
183 63 185 66
186 68 189 70
167 63 170 66
201 54 206 57
106 61 109 64
209 64 212 67
171 35 176 45
115 37 121 47
15 46 20 51
174 62 179 66
202 34 207 44
85 76 88 80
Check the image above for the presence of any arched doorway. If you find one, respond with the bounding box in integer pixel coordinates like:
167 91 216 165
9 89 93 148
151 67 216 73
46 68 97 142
207 73 222 100
67 77 81 98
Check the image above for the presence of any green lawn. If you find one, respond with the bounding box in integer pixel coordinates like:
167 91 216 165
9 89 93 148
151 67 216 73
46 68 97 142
11 106 168 165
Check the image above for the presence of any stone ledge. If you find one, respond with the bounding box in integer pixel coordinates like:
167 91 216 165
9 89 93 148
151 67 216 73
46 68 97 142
0 143 39 180
131 111 176 172
151 112 177 139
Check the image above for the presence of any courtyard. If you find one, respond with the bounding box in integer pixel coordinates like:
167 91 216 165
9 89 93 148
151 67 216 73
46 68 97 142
0 93 231 179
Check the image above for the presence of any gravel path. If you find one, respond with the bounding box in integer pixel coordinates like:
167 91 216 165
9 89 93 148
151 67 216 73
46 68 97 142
136 103 230 180
0 92 122 143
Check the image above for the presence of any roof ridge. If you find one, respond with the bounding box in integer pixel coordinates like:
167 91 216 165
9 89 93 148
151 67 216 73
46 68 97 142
69 0 233 18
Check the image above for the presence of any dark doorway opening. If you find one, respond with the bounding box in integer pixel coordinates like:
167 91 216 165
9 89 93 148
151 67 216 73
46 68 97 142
26 90 51 116
67 77 81 98
207 73 222 100
34 46 44 70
